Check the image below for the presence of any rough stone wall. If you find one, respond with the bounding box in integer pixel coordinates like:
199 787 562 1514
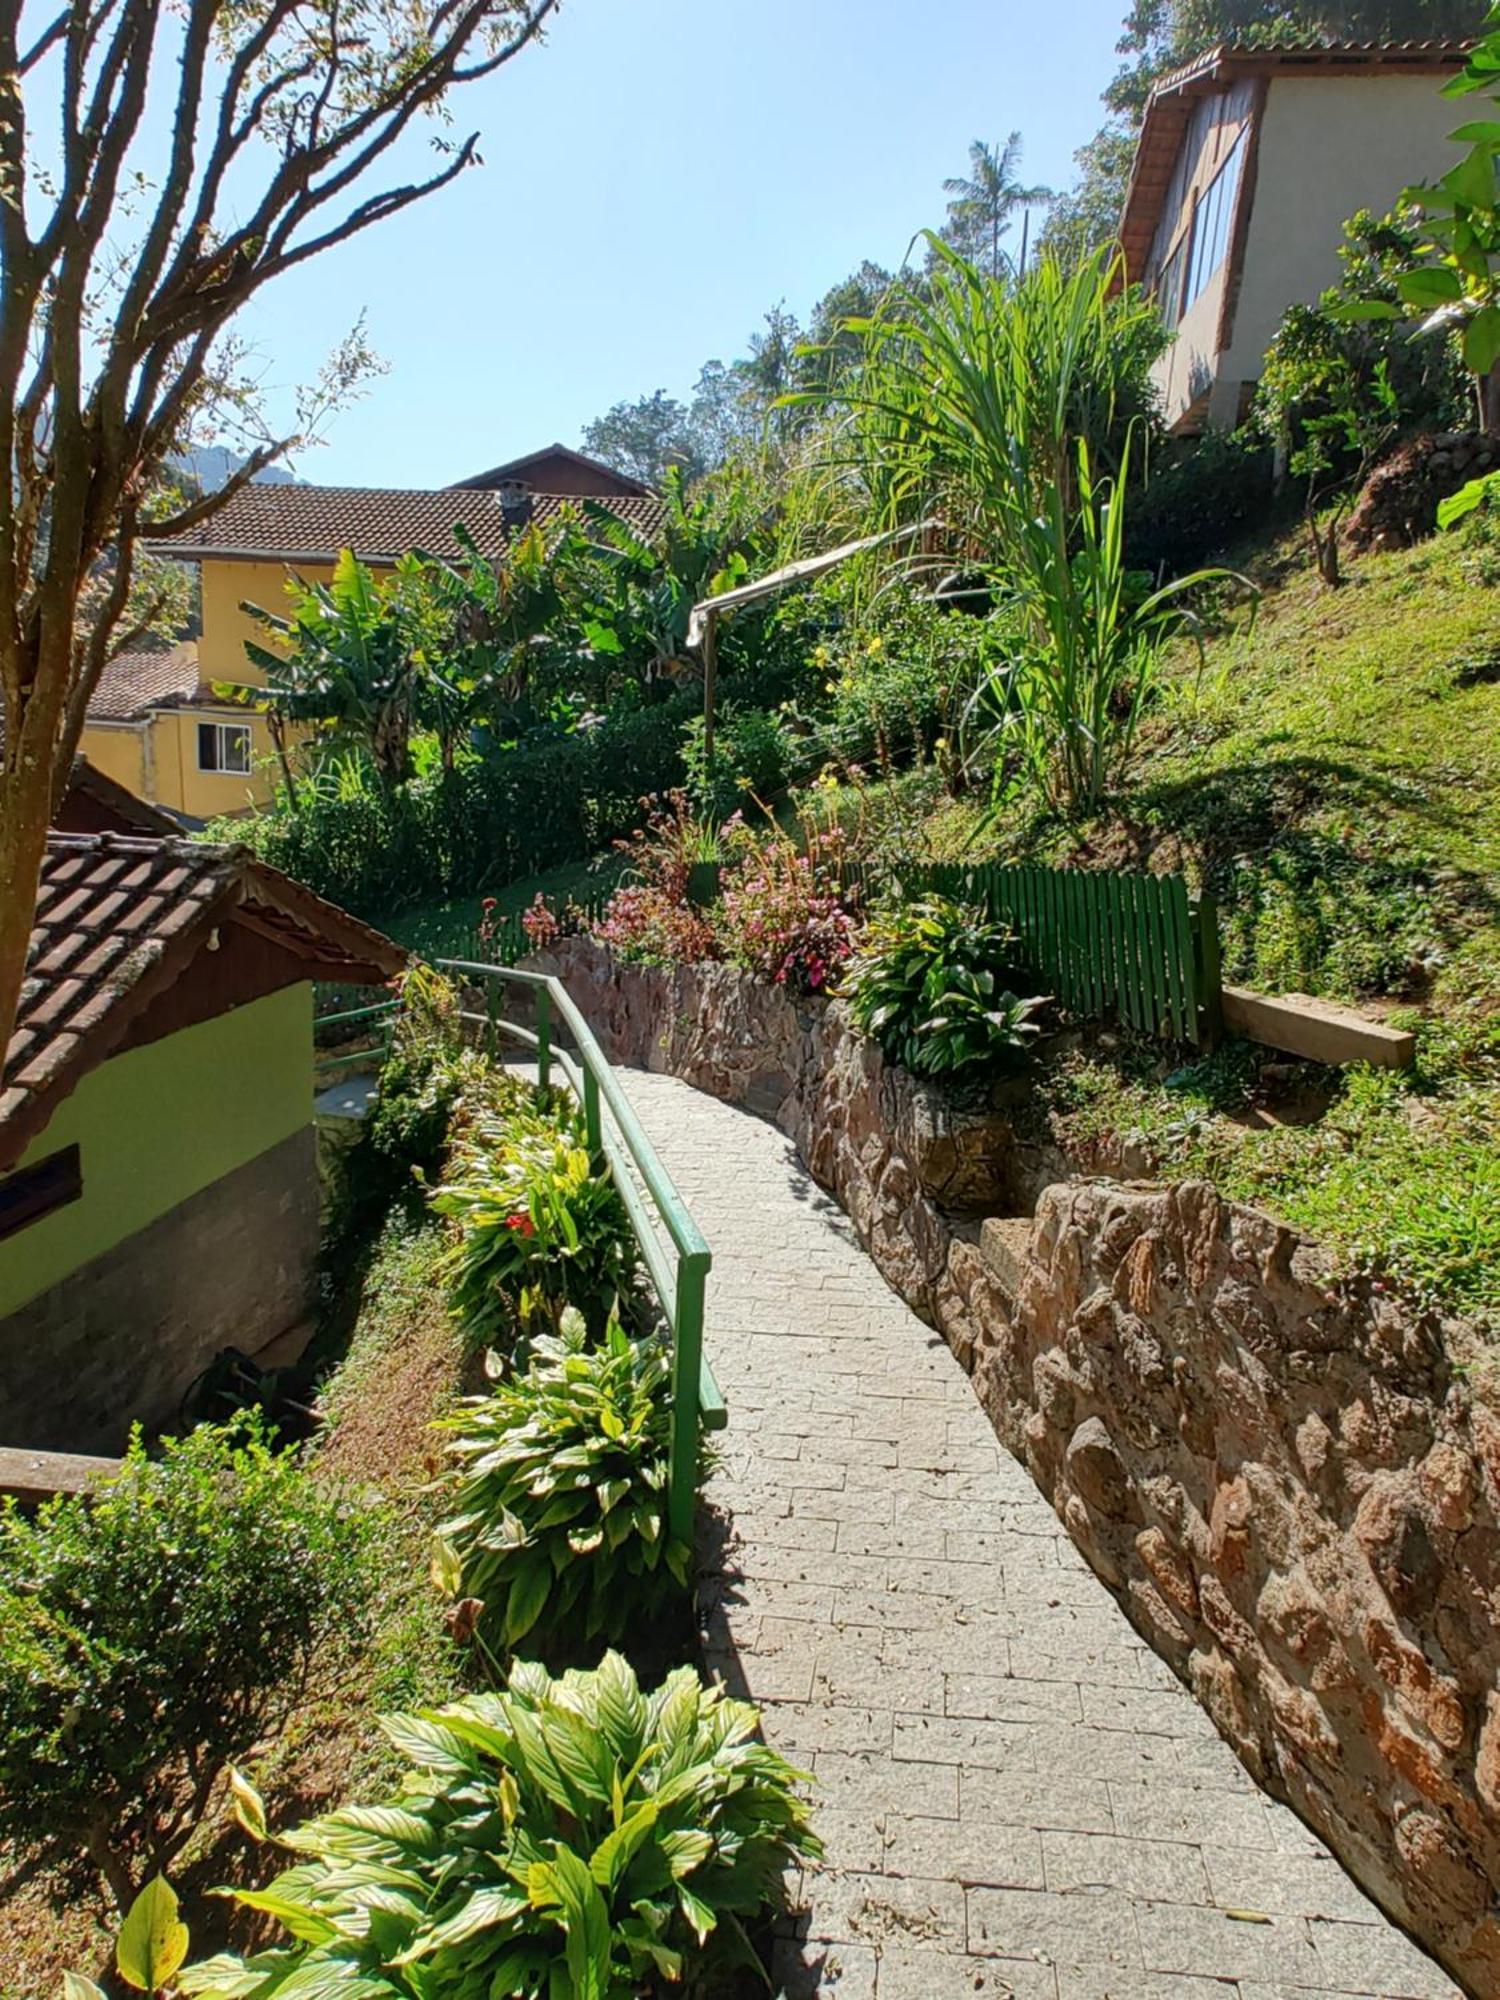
537 940 1500 1994
0 1127 318 1454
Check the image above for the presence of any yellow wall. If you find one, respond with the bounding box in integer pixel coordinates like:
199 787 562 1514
198 556 337 686
77 720 147 796
0 983 312 1317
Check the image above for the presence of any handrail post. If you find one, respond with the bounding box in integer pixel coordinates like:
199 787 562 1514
582 1065 602 1156
668 1255 708 1544
535 985 552 1091
1193 892 1225 1050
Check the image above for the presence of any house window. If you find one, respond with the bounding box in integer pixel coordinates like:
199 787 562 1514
0 1145 82 1242
1182 130 1246 317
198 721 252 774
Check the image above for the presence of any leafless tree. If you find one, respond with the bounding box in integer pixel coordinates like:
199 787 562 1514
0 0 557 1071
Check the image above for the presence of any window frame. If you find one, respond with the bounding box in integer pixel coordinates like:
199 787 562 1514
0 1144 83 1242
197 719 253 776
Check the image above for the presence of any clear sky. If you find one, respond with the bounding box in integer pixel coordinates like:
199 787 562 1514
236 0 1130 487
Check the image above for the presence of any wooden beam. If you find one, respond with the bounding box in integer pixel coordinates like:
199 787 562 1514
1222 986 1416 1069
0 1446 121 1506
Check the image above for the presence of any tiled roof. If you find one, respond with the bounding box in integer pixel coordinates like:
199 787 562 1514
449 443 655 497
57 758 186 836
144 484 666 564
88 644 200 720
2 833 406 1169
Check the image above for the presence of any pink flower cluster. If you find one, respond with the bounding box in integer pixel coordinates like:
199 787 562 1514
590 882 719 968
718 831 859 996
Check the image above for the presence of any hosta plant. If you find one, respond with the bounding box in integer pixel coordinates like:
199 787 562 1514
189 1652 821 1999
433 1311 689 1657
431 1097 640 1350
842 896 1046 1078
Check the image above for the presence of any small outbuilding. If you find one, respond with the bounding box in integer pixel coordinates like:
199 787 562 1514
0 833 405 1453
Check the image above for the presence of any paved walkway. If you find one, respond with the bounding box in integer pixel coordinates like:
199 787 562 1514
616 1067 1461 2000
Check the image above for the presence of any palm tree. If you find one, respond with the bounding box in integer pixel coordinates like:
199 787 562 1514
941 134 1055 279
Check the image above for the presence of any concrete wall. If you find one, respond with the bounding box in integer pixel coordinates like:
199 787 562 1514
0 1126 319 1453
1154 70 1464 432
0 983 313 1318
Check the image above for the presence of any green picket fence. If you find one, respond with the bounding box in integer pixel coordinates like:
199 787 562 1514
905 862 1224 1050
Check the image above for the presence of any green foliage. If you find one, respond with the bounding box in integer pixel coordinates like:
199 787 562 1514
434 1313 689 1658
196 1652 820 1999
214 693 695 916
827 240 1241 814
431 1096 639 1351
682 703 800 816
842 897 1045 1077
0 1420 375 1908
1125 429 1282 577
116 1876 191 1993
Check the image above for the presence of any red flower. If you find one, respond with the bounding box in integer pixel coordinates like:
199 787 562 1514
505 1213 536 1237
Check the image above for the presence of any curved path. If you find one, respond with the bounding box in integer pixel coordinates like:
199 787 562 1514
615 1066 1461 2000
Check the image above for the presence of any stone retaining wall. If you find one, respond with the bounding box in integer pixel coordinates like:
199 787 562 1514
536 939 1500 1995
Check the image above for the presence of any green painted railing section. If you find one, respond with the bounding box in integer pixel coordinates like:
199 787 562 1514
438 958 722 1545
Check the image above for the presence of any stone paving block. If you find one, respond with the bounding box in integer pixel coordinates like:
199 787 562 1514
815 1749 960 1820
880 1943 1061 1997
1005 1640 1152 1690
968 1886 1144 1968
837 1519 950 1559
876 1814 1047 1890
1306 1917 1462 1998
1041 1830 1211 1905
759 1699 897 1760
771 1935 880 1999
961 1767 1117 1835
1107 1781 1279 1850
1135 1904 1321 1985
944 1671 1085 1726
1014 1724 1183 1786
1203 1848 1384 1926
799 1869 967 1952
1056 1973 1245 1999
812 1647 946 1716
1079 1684 1222 1740
893 1711 1037 1772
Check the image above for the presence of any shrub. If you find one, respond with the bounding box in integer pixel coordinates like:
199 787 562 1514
842 896 1045 1077
431 1096 640 1349
1125 429 1282 577
212 694 696 917
434 1311 689 1658
0 1419 374 1909
586 790 723 968
717 820 860 994
682 703 800 816
201 1653 820 1998
809 595 983 768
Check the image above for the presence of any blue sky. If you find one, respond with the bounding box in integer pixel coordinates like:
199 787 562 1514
236 0 1129 486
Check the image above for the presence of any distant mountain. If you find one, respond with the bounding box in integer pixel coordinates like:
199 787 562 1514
170 445 298 493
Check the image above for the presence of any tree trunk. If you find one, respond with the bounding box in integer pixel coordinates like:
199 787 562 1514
0 777 50 1079
1478 364 1500 438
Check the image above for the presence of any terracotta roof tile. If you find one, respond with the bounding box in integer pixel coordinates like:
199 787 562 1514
87 644 200 720
144 484 666 565
2 833 408 1170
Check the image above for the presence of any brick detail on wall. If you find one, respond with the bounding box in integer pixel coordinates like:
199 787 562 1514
0 1126 318 1454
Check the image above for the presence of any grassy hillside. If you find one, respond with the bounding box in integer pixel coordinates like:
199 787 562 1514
912 518 1500 1345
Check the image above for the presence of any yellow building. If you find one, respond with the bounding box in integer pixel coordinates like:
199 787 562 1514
111 446 663 820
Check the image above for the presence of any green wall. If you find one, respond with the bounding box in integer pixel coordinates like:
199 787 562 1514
0 983 313 1317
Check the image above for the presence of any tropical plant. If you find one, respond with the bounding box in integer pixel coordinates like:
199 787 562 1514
822 240 1244 814
939 133 1054 279
0 1419 374 1910
580 468 752 680
842 896 1046 1077
189 1652 821 1999
237 549 443 790
431 1098 640 1349
433 1311 689 1657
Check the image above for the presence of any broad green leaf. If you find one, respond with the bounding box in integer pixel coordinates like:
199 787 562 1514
117 1877 191 1993
551 1847 612 2000
1439 469 1500 527
229 1890 339 1946
588 1800 659 1888
1464 303 1500 376
504 1558 553 1644
61 1977 108 2000
229 1767 268 1842
1451 121 1500 143
1396 266 1464 309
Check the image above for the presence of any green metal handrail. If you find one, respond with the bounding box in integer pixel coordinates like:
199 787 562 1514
314 998 400 1077
438 958 723 1542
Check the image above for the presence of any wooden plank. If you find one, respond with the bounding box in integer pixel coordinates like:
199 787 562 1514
0 1446 120 1506
1222 987 1416 1068
1143 876 1169 1037
1164 874 1192 1043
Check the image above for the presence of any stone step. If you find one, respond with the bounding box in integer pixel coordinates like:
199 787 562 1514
979 1215 1033 1301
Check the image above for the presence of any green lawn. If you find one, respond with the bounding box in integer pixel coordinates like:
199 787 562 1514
374 850 627 962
